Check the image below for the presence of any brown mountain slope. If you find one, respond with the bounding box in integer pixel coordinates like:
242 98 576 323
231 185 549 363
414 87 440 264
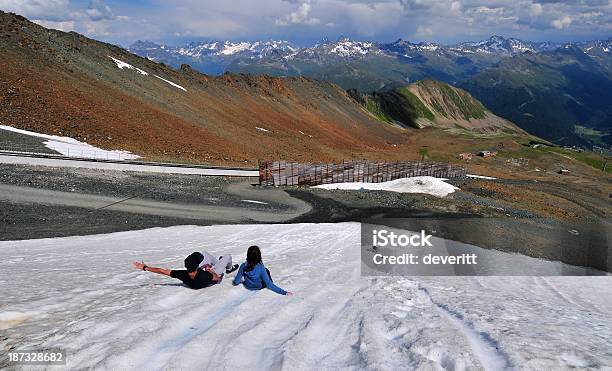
0 11 411 165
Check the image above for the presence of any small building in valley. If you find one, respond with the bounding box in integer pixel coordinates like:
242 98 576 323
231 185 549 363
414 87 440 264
478 150 498 158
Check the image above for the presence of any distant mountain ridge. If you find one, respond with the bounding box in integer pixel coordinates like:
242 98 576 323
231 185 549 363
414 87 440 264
130 35 575 64
128 35 612 80
130 39 298 75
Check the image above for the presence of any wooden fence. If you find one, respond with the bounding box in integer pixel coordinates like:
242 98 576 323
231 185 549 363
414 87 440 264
259 160 466 186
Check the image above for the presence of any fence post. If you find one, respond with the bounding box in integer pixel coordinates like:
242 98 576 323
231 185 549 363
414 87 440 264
259 161 263 186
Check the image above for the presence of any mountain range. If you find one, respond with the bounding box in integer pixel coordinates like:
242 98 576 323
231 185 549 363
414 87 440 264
129 36 575 92
130 36 612 147
130 35 570 74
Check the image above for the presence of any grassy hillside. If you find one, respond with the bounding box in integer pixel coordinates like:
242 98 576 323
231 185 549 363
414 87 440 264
409 79 487 120
350 79 520 133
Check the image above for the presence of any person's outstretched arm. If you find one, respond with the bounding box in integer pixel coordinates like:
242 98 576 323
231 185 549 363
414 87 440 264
133 261 171 276
260 265 292 296
232 263 245 286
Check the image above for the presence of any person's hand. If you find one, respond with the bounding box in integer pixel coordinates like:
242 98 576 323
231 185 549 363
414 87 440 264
286 292 294 296
133 261 145 270
203 264 212 269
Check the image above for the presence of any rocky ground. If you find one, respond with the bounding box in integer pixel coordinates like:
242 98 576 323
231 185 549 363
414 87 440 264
0 128 59 154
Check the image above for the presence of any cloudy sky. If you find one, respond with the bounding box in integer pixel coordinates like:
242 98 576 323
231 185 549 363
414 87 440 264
0 0 610 46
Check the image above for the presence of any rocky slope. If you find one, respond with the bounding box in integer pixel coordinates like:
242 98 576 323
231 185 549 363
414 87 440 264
0 11 414 165
349 80 522 133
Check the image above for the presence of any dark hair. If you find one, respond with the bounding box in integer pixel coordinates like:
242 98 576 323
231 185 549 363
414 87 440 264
184 252 204 272
245 245 262 272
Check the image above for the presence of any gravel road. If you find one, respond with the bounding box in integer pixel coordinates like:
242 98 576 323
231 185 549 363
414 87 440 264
0 163 309 240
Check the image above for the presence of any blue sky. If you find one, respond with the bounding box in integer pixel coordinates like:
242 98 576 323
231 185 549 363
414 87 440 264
0 0 610 47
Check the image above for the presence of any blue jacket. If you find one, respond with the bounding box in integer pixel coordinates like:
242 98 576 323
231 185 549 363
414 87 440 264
232 262 287 295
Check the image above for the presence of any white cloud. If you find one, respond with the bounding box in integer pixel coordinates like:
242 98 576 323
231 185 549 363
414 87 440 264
530 3 543 16
85 0 114 21
32 19 75 32
415 25 433 36
1 0 610 46
276 3 321 26
551 15 572 29
0 0 70 21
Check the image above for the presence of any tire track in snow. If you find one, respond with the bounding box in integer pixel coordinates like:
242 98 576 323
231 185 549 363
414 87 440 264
538 277 582 309
137 290 256 370
257 314 315 370
418 285 514 371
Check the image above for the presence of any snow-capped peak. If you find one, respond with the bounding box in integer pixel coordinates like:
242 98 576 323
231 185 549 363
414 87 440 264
450 36 558 55
581 39 612 54
329 39 375 57
130 39 297 59
219 41 252 55
379 39 443 55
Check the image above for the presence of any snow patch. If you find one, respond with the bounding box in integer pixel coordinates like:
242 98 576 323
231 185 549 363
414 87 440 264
466 174 497 180
313 176 459 197
154 75 187 91
256 127 271 133
241 199 269 205
0 125 139 160
0 311 33 329
108 56 148 75
330 40 373 57
220 41 252 55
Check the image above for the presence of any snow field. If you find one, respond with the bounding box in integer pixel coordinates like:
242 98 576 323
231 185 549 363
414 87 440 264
1 223 611 370
466 174 497 180
153 75 187 91
108 56 187 91
0 125 139 160
313 176 459 197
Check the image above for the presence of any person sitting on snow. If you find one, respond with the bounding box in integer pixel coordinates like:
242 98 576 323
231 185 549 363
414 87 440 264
233 245 293 296
133 251 238 290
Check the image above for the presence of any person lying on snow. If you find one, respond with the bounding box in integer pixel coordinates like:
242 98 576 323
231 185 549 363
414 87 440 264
233 245 293 296
133 251 239 290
